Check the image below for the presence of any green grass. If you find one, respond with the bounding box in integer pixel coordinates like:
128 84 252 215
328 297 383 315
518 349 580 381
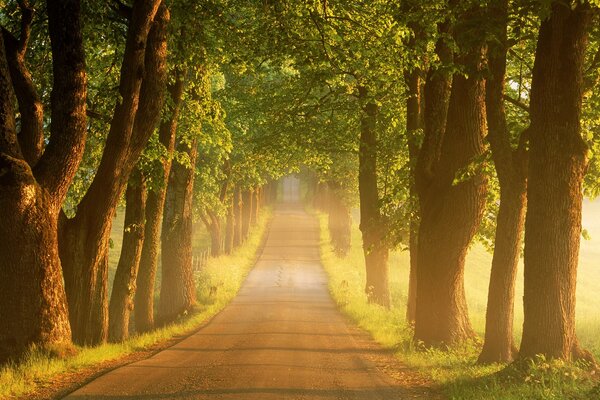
316 202 600 400
0 209 271 399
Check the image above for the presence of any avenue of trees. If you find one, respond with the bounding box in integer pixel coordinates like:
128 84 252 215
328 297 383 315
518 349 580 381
1 0 600 376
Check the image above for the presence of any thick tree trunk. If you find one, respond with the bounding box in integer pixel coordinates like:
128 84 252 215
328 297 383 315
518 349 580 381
358 87 390 308
414 14 487 346
478 0 527 364
520 1 592 361
158 138 198 324
233 186 243 247
241 189 252 241
224 201 235 254
108 170 147 342
404 66 423 325
0 0 87 361
134 71 185 334
60 3 166 345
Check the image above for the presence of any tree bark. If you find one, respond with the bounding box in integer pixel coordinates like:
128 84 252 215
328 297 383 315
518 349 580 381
478 0 527 364
108 170 147 342
224 200 235 254
519 1 592 361
241 189 252 241
404 63 424 325
158 137 198 324
414 10 487 346
358 87 390 308
0 0 87 361
327 183 351 257
251 186 260 225
134 71 185 334
203 210 222 257
233 186 243 247
1 1 43 166
59 2 166 345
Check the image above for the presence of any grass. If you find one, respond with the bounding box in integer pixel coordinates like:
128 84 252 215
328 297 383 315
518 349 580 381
0 209 271 399
316 200 600 400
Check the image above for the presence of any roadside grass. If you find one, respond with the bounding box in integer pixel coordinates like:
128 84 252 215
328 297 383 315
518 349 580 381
0 210 271 399
316 211 599 400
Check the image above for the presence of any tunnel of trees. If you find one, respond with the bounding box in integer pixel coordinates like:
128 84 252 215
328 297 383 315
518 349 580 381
1 0 600 388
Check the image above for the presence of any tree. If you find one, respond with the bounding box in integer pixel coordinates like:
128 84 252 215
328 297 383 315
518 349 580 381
0 0 87 360
108 170 147 342
478 0 528 364
158 136 198 324
519 0 594 361
414 2 487 347
59 1 167 345
134 72 185 333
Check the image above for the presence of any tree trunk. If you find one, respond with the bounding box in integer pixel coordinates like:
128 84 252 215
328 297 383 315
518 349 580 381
241 189 252 241
358 87 390 308
158 137 198 324
404 64 424 325
414 13 487 346
251 186 260 225
478 0 527 364
59 3 166 345
108 170 147 342
519 1 592 361
327 185 351 257
206 210 222 257
1 1 44 167
0 0 87 361
134 70 185 334
249 187 258 226
224 201 235 254
233 186 243 247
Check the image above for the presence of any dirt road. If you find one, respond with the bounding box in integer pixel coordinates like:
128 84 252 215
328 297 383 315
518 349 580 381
65 203 437 399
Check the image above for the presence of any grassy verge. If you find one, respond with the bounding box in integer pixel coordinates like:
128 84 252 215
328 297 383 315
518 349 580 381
316 212 598 400
0 209 271 399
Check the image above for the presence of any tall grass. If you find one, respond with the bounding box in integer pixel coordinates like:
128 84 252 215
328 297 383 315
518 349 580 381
316 212 598 400
0 210 271 399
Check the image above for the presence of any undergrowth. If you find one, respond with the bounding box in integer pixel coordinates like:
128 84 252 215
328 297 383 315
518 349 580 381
0 210 271 399
316 212 598 400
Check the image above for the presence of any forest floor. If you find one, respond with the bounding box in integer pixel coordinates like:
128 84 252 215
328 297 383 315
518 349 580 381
61 203 440 400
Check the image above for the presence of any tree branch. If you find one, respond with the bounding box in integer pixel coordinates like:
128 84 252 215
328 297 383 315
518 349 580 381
503 94 529 113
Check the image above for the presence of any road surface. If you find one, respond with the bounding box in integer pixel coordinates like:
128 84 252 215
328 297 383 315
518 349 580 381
65 202 436 399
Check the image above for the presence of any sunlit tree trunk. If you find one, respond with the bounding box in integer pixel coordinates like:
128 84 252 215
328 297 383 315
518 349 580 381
241 189 252 241
358 87 390 308
415 9 487 346
158 137 198 324
404 65 424 325
134 70 184 334
520 1 593 362
233 186 243 247
224 200 235 254
60 3 166 345
109 170 146 342
478 0 527 364
0 0 86 360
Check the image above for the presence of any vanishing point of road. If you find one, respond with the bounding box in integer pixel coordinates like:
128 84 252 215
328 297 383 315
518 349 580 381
64 202 439 399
